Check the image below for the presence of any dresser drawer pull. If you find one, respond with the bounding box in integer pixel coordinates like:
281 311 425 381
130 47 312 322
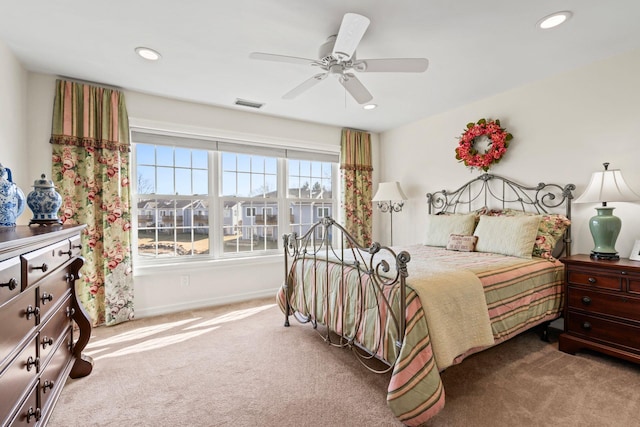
66 306 76 318
30 263 48 272
41 292 54 304
581 296 592 305
25 356 40 372
65 273 75 282
25 305 40 320
26 406 41 423
73 243 83 250
41 336 54 349
0 277 18 291
587 277 596 284
42 380 55 393
582 321 592 331
58 249 72 256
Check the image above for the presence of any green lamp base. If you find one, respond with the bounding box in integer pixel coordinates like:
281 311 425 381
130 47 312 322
588 206 621 260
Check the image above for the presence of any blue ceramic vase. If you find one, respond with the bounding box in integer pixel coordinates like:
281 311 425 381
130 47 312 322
0 164 26 227
26 174 63 225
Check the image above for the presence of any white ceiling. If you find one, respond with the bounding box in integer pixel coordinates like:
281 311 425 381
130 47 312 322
1 1 640 133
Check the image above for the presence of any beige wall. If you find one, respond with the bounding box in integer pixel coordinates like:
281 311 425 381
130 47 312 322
0 39 29 225
377 48 640 257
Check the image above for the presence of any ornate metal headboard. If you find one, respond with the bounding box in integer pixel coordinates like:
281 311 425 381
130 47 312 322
426 173 576 256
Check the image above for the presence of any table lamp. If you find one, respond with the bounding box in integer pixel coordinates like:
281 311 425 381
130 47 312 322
574 162 640 260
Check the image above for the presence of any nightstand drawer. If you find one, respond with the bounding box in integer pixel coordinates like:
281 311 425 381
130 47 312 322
567 269 621 290
567 287 640 322
566 311 640 353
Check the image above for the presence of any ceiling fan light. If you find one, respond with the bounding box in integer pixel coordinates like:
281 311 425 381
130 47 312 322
537 11 572 29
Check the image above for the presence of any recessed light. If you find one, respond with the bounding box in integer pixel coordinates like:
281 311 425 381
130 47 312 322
537 11 572 30
135 47 162 61
363 104 377 110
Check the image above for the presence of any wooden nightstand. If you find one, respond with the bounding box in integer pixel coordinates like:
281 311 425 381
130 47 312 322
559 254 640 364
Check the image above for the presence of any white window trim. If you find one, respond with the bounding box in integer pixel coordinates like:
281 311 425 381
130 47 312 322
130 124 340 267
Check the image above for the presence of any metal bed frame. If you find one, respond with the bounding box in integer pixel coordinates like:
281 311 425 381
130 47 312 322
281 173 575 372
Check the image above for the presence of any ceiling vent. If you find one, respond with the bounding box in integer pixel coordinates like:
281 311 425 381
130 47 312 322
234 98 264 109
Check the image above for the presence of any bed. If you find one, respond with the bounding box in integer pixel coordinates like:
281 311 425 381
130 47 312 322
277 173 575 426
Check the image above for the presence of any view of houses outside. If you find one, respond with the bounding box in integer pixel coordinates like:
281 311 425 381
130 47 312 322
135 143 335 258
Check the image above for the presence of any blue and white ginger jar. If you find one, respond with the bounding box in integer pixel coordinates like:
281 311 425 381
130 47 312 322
0 163 26 227
27 174 62 224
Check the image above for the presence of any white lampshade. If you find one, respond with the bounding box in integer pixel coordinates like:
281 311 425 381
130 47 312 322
574 165 640 204
372 182 407 202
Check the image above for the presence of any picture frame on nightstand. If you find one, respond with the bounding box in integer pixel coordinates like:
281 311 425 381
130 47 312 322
629 239 640 261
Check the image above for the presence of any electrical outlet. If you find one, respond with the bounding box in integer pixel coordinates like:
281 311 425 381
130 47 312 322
180 275 190 287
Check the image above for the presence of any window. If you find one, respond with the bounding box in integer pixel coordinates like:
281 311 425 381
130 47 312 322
288 159 333 240
131 130 339 262
317 207 331 219
136 144 210 257
221 152 279 254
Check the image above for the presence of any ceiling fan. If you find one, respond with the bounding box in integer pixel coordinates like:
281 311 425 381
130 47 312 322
250 13 429 104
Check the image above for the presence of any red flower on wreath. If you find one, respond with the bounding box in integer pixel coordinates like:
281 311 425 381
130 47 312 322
455 118 513 172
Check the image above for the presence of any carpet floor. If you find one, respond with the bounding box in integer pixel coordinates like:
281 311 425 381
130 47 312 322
49 297 640 427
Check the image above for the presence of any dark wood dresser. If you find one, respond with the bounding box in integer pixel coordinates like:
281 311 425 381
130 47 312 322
0 225 93 426
559 254 640 364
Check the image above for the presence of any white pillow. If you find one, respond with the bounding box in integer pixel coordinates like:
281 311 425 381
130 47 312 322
473 215 542 258
424 214 477 247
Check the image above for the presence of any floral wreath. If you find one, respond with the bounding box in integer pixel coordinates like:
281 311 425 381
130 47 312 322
455 118 513 172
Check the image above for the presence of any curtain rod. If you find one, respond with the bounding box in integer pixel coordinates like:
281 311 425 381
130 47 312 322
57 75 122 91
342 127 371 133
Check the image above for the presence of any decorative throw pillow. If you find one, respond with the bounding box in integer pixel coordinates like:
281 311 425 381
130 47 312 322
480 208 570 259
424 214 477 247
473 215 542 258
533 214 571 259
446 234 478 252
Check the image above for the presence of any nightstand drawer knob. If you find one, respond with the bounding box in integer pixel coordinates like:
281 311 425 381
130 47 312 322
582 321 592 331
588 277 596 284
581 296 592 305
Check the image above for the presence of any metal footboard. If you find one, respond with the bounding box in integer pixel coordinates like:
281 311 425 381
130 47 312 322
282 217 411 373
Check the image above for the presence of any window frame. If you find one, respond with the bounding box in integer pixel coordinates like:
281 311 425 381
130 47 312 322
130 128 340 266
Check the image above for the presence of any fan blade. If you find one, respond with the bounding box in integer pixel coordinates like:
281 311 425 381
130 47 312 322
354 58 429 73
283 73 328 99
332 13 370 61
339 73 373 104
250 52 320 66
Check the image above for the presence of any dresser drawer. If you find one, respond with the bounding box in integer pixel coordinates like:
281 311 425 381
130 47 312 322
567 286 640 323
0 257 22 307
21 238 73 289
37 267 72 323
629 276 640 295
567 269 621 291
39 295 73 364
566 311 640 353
7 382 39 427
69 234 83 258
39 328 73 415
0 335 38 422
0 288 38 369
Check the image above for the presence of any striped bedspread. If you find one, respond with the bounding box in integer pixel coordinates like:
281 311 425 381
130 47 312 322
277 244 564 426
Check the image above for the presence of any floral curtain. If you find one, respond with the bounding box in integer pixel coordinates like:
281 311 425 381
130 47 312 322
340 128 373 246
50 79 134 326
